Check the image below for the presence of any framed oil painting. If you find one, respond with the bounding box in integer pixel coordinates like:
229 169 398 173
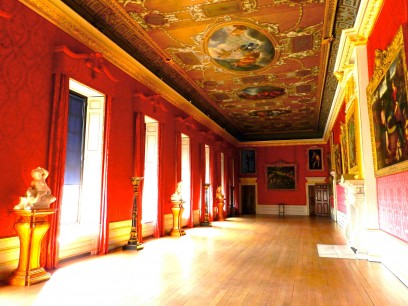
340 123 349 175
266 162 297 190
307 146 324 171
333 144 343 178
367 26 408 177
241 149 256 174
346 100 359 174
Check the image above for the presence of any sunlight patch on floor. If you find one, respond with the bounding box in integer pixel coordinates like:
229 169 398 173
317 244 357 259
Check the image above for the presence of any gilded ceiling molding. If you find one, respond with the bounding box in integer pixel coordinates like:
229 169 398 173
19 0 238 145
325 0 383 141
237 138 327 148
334 0 383 76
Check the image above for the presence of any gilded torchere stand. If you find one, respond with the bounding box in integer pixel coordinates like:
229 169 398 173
123 177 144 251
9 209 55 286
200 183 212 227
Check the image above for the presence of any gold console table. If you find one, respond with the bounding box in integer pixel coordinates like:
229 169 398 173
9 209 55 286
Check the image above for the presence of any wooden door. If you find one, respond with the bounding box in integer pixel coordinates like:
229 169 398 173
308 185 316 216
241 185 256 215
315 184 329 216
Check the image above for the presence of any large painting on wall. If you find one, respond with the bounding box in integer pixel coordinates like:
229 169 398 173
266 162 297 190
367 26 408 177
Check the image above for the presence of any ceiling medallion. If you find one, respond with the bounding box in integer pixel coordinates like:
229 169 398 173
204 22 279 72
237 86 285 100
249 109 292 117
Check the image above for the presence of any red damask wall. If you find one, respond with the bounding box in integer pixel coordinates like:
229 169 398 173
367 0 408 242
255 144 329 206
336 185 347 214
377 172 408 242
0 1 236 238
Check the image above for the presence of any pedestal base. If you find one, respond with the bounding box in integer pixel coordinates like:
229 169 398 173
200 221 212 227
123 227 144 251
217 201 225 221
170 228 186 237
9 267 51 286
123 242 144 251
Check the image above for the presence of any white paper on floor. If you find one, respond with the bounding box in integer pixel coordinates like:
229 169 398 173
317 244 357 259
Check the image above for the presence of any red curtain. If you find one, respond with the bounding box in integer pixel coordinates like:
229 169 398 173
45 73 69 269
98 96 112 255
199 143 206 223
134 113 146 242
155 122 164 238
188 138 194 228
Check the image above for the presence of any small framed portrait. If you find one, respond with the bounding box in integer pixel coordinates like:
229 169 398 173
307 147 324 171
240 149 256 174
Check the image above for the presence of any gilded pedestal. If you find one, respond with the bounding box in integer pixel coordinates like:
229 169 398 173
170 201 186 236
217 199 225 221
9 209 55 286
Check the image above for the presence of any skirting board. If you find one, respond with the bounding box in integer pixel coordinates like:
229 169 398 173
0 236 19 284
256 204 308 216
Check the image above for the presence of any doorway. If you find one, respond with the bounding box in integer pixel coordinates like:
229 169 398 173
241 185 256 215
308 185 316 216
315 184 330 216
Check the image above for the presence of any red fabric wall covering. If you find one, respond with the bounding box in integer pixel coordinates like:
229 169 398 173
256 144 330 206
377 172 408 243
0 1 237 240
336 185 347 214
367 0 408 78
367 0 408 241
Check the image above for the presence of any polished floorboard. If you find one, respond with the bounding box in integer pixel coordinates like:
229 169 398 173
1 216 408 306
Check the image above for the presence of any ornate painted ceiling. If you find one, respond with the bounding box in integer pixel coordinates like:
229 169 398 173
62 0 361 143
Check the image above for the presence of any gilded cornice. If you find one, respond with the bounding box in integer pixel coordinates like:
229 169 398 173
333 0 383 76
237 138 326 148
19 0 238 145
326 0 383 139
324 85 345 136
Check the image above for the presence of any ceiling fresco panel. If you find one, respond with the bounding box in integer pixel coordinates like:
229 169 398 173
61 0 361 142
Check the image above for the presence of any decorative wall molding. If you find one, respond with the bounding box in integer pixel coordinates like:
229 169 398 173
239 177 257 184
0 236 19 284
54 45 118 82
305 176 327 183
257 204 308 216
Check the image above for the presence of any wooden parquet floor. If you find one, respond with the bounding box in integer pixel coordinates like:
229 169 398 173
1 216 408 306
